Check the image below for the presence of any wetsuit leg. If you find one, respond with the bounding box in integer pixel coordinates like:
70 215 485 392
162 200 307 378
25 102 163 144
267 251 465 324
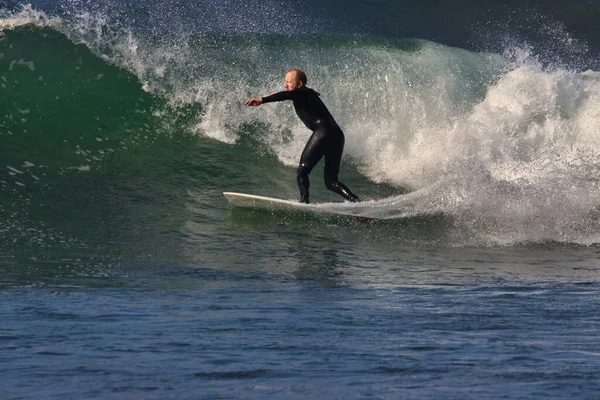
323 132 360 202
297 130 326 203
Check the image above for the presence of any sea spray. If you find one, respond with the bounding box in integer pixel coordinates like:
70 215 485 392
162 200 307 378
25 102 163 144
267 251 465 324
3 3 600 245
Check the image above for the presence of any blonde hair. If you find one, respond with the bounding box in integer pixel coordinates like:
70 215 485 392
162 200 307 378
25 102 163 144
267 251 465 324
288 68 307 86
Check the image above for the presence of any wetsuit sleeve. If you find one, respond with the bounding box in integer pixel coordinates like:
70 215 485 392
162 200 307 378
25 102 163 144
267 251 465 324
261 91 296 103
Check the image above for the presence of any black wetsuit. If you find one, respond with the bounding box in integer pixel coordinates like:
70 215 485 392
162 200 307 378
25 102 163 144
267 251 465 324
262 87 359 204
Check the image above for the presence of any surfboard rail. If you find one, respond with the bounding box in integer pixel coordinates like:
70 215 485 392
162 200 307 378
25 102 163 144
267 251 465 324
223 192 383 220
223 192 309 210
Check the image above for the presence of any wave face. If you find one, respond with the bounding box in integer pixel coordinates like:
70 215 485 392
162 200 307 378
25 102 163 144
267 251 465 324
2 2 600 246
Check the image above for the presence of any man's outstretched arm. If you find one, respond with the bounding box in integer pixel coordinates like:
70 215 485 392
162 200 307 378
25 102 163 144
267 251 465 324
244 97 263 106
244 90 295 106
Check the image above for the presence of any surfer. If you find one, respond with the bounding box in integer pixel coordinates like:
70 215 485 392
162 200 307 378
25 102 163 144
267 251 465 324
244 69 359 204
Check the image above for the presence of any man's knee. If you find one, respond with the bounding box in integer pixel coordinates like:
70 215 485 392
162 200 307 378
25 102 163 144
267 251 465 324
297 164 310 178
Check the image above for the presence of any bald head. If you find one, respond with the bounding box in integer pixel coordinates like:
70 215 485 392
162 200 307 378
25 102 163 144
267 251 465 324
285 69 307 91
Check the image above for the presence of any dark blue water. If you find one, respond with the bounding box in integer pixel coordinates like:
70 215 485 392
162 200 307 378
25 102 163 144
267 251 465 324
4 244 600 399
3 1 600 398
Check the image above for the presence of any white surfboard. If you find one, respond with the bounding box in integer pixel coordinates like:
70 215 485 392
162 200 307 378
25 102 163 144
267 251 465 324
223 192 380 219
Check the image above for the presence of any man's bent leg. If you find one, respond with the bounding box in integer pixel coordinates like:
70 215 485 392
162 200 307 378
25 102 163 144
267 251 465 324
324 174 360 202
324 136 360 202
297 132 325 204
297 164 311 203
325 179 360 202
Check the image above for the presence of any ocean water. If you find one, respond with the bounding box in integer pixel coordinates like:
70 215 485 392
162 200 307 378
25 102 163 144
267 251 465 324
2 1 600 398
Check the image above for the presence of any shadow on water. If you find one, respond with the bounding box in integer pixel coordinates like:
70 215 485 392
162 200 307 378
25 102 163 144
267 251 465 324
290 246 349 288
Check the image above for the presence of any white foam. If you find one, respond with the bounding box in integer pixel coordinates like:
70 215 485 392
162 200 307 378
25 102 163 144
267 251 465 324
9 58 35 71
7 165 23 174
399 62 600 245
0 4 62 31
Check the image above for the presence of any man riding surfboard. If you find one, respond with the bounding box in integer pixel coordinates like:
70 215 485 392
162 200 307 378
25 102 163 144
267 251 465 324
244 69 359 204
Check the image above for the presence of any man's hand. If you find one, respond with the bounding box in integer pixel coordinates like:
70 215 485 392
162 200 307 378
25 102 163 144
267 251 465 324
244 97 263 106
